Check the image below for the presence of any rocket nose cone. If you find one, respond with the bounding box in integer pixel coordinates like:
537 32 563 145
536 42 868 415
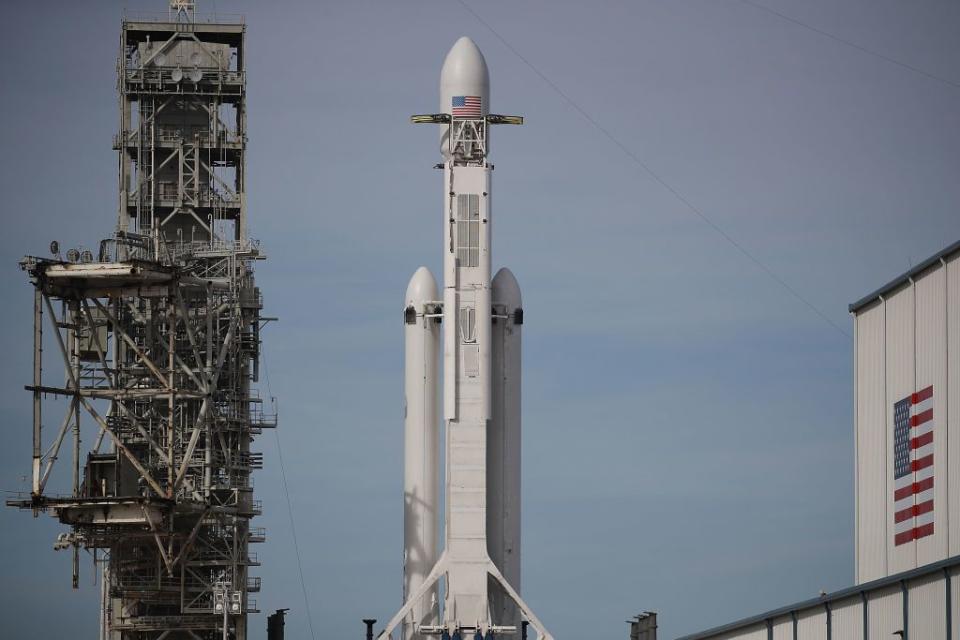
492 268 522 308
440 36 490 115
405 266 438 306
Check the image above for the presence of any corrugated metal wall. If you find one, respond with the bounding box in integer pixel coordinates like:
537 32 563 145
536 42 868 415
916 268 949 566
866 585 901 639
678 563 957 640
952 568 960 639
830 596 862 637
771 616 792 640
856 301 887 582
795 608 826 640
909 573 946 638
720 624 766 640
885 285 916 575
854 253 959 582
949 260 960 559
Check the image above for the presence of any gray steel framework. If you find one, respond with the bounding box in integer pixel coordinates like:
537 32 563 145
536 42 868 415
8 6 273 640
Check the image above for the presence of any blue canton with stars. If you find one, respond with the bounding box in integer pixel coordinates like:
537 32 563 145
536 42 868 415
894 397 912 480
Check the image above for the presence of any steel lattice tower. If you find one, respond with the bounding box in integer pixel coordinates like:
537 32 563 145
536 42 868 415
8 4 273 639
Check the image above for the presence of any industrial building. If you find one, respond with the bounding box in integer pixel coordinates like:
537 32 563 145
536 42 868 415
677 240 960 640
6 3 274 639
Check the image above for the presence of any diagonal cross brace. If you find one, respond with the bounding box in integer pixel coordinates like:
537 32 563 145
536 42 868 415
92 298 172 392
43 295 167 497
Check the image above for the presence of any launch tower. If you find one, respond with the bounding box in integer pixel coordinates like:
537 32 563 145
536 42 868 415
8 3 273 639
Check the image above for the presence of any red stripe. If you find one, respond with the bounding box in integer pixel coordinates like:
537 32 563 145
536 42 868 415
894 505 914 523
894 484 913 501
915 499 934 516
895 529 914 545
896 500 936 523
893 476 934 501
912 454 934 472
911 431 934 449
911 386 934 404
910 408 933 426
895 523 936 546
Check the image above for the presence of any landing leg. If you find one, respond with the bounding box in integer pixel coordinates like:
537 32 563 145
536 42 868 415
487 563 553 640
378 553 448 640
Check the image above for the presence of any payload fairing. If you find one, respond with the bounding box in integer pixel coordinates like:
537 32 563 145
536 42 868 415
380 38 552 640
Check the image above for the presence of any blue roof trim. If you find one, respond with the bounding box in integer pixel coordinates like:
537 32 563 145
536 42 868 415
849 239 960 314
675 554 960 640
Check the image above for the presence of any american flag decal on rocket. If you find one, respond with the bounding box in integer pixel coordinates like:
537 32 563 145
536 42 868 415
452 95 481 118
893 385 934 546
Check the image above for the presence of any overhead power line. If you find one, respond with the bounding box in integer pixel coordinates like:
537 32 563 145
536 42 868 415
454 0 851 339
262 350 318 640
740 0 960 91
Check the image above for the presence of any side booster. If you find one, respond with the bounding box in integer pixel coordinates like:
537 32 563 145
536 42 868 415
382 38 552 640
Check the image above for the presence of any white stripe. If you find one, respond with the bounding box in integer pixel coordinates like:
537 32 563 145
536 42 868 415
894 476 914 491
894 493 914 507
914 442 934 459
915 488 934 505
894 498 914 517
895 517 915 534
915 510 935 527
915 463 935 482
912 397 933 414
894 470 915 487
914 425 934 440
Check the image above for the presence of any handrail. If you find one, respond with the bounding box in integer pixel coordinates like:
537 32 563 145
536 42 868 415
122 11 245 25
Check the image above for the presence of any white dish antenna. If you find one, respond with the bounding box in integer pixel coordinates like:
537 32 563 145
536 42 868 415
188 68 202 83
171 68 183 83
153 53 166 67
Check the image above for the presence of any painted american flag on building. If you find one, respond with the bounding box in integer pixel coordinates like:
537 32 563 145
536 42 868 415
893 385 935 546
452 95 482 118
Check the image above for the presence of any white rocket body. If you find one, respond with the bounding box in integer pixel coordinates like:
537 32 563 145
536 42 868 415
403 267 441 636
391 37 551 640
489 268 522 630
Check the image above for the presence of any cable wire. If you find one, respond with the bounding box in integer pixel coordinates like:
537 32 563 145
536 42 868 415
454 0 851 339
262 348 318 640
740 0 960 91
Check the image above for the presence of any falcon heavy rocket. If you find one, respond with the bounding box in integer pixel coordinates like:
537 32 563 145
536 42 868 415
377 37 553 640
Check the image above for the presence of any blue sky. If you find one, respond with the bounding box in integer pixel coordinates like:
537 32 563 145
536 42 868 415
0 1 958 638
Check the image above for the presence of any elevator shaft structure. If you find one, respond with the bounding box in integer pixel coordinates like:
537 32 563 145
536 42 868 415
8 8 272 640
380 37 552 640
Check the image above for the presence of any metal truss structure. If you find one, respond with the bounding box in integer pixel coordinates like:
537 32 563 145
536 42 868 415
8 6 272 640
